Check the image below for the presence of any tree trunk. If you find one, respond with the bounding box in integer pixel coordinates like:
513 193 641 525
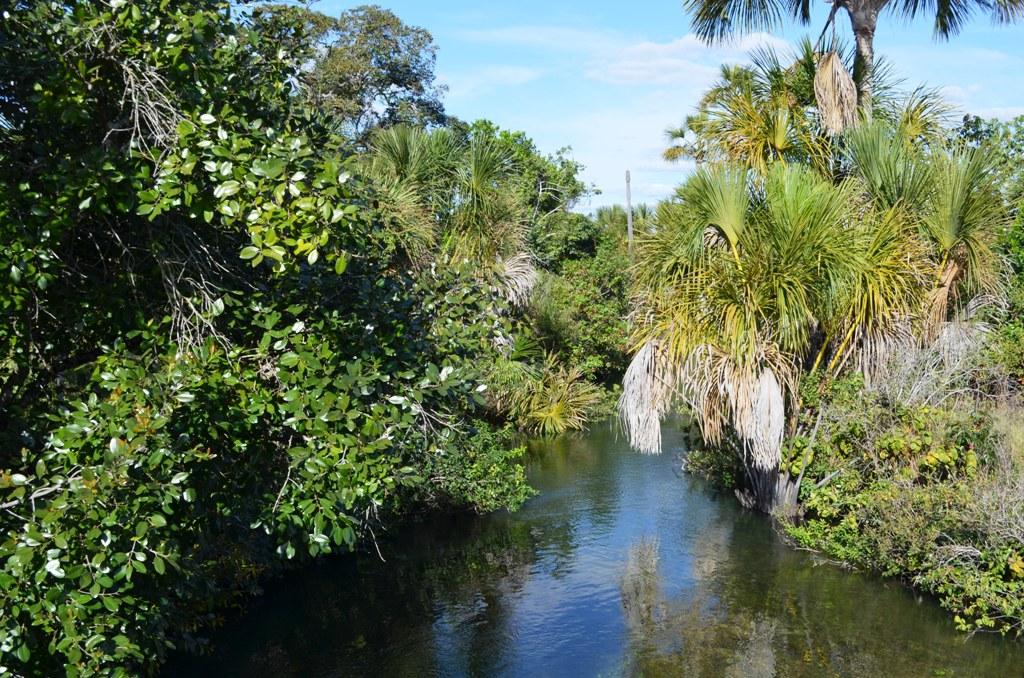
736 465 803 514
735 464 776 513
924 258 963 343
846 2 879 119
733 368 787 514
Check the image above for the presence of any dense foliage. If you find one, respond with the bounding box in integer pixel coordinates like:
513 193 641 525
0 1 615 674
531 211 631 385
783 378 1023 636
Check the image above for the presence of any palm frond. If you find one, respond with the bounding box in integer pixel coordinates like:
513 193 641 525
683 164 750 256
844 122 934 212
620 340 678 454
684 0 798 43
814 51 857 135
498 253 538 309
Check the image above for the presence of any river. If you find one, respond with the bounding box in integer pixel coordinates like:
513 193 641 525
167 420 1024 677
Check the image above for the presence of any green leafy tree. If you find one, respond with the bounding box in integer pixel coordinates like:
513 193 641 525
0 2 532 674
259 4 447 140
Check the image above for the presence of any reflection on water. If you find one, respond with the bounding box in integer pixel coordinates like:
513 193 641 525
167 421 1024 677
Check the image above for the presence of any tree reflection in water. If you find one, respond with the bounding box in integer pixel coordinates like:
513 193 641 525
167 421 1024 678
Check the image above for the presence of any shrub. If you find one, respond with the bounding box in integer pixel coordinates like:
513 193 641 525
785 383 1024 635
529 233 630 385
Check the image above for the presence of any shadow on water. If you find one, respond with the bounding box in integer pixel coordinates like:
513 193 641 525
166 420 1024 677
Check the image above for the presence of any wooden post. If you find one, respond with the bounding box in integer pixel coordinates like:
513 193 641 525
625 170 633 256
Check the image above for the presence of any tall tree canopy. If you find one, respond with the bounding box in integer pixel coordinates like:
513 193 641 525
260 4 447 140
682 0 1024 116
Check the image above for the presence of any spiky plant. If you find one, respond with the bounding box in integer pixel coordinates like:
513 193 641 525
489 350 602 436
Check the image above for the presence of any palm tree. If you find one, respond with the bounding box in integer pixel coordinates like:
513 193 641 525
844 122 1007 339
922 146 1007 335
683 0 1024 117
663 43 830 173
620 162 924 511
445 136 528 264
594 203 655 241
363 125 458 263
664 41 950 173
365 125 537 305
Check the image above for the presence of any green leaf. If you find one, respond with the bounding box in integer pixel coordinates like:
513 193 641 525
334 253 349 275
240 246 260 260
45 559 65 579
214 180 241 199
251 158 286 179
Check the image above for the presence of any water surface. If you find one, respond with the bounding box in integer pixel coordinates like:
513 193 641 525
169 421 1024 677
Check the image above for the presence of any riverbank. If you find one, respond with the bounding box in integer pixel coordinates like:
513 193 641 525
785 401 1024 638
686 379 1024 639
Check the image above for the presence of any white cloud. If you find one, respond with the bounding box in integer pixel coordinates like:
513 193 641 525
974 106 1024 120
459 25 621 53
462 25 792 88
585 32 790 86
438 66 544 99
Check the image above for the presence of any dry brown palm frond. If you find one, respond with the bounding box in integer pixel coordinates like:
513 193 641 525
620 341 679 454
868 320 997 407
814 51 857 136
498 253 538 309
855 322 914 387
680 346 791 472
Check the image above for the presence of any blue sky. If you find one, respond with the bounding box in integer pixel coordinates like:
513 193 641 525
315 0 1024 208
